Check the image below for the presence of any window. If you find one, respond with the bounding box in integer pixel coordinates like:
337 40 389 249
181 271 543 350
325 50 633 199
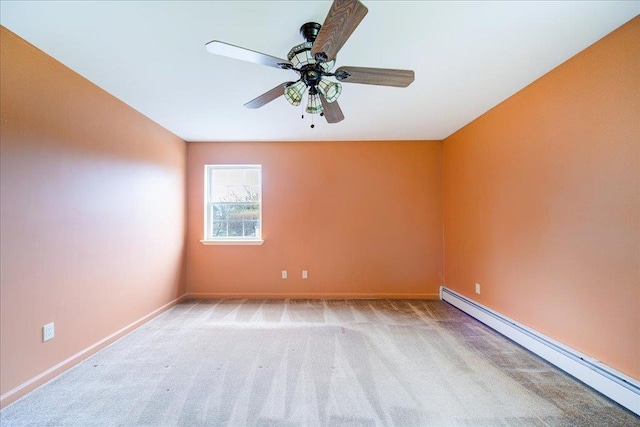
202 165 263 245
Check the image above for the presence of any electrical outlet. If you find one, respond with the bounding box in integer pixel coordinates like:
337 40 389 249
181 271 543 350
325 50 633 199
302 270 308 279
475 283 481 294
43 322 55 342
282 270 287 279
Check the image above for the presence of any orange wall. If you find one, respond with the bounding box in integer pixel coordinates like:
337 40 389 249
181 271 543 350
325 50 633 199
186 141 442 298
0 27 187 404
443 17 639 379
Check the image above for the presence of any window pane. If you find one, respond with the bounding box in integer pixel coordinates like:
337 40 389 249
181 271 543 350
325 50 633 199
245 169 260 186
244 221 258 237
228 170 244 185
212 170 227 185
226 186 244 201
213 204 228 220
211 186 228 202
240 204 259 221
212 221 227 237
225 204 240 221
250 185 261 200
228 221 243 237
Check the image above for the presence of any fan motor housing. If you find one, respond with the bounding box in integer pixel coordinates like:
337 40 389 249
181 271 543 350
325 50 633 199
301 67 322 86
300 22 322 43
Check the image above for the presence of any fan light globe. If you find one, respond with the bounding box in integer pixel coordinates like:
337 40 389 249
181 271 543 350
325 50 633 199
318 78 342 103
284 81 306 106
306 92 323 114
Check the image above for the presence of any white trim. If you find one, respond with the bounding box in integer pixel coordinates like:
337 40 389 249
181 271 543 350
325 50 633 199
0 295 187 408
200 239 264 245
186 292 440 299
440 286 640 415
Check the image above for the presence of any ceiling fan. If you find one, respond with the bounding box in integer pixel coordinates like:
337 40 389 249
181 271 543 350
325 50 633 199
205 0 415 127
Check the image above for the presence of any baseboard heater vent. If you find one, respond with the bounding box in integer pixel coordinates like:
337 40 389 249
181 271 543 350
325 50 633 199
440 286 640 416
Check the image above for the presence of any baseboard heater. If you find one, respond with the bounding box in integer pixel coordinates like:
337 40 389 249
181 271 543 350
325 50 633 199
439 286 640 416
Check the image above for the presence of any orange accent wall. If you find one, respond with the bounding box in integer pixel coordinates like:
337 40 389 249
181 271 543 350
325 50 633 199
186 141 443 298
443 17 640 379
0 27 187 405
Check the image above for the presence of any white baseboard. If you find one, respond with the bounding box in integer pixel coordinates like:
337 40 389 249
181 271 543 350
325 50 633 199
0 294 187 408
440 286 640 415
186 292 440 300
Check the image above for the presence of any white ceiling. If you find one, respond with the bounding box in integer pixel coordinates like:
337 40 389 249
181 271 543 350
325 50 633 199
1 1 638 142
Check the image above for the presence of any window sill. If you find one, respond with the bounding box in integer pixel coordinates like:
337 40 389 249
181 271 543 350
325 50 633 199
200 239 264 246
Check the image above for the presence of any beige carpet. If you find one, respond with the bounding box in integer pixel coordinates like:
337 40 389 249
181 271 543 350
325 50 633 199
1 299 637 426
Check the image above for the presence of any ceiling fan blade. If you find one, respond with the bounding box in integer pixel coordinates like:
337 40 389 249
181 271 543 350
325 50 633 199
335 66 415 87
311 0 368 63
244 82 295 109
205 40 292 70
319 92 345 124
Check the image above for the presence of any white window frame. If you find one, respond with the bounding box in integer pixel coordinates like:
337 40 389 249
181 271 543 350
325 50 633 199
200 164 264 245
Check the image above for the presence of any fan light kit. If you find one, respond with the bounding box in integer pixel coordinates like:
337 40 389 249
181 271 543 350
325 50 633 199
205 0 414 128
